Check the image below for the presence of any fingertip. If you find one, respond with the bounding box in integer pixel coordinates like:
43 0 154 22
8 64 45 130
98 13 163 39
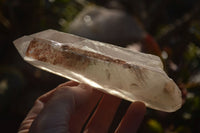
58 80 79 88
78 83 93 92
28 89 75 133
130 101 146 114
115 101 146 133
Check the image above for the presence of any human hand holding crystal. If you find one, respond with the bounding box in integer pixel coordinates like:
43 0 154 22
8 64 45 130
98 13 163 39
18 81 146 133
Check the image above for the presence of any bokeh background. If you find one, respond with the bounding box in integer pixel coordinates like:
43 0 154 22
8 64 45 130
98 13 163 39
1 0 200 132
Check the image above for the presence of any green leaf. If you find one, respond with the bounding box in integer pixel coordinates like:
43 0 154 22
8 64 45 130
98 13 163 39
147 119 163 133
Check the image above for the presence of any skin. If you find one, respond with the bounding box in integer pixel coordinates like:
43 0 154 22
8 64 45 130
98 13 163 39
18 81 146 133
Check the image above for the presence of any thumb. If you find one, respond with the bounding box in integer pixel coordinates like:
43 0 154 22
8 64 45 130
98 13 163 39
29 87 75 133
28 83 92 133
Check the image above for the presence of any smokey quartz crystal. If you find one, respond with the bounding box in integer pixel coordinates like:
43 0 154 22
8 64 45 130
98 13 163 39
13 29 182 112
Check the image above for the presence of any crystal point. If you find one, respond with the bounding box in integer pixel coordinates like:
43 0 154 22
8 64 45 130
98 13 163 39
13 29 182 112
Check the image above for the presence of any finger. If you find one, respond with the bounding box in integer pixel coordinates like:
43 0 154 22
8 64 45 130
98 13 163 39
18 100 44 133
29 86 77 133
69 89 103 133
84 93 122 133
29 84 93 133
19 86 75 133
18 82 68 133
115 101 146 133
18 81 90 133
37 81 79 104
30 81 79 106
57 80 79 88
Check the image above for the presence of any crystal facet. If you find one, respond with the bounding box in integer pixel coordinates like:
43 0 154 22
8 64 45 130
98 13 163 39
13 29 182 112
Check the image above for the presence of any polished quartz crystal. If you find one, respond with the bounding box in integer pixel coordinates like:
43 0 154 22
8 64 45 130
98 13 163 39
13 29 182 112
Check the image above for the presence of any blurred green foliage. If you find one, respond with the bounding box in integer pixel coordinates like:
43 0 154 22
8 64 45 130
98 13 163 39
147 119 163 133
180 43 200 82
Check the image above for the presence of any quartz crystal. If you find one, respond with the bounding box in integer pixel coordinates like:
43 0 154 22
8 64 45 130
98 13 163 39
13 29 182 112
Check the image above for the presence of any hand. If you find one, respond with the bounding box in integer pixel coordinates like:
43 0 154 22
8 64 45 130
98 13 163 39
18 81 146 133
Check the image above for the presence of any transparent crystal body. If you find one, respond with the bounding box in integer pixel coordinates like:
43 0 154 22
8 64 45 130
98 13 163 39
13 29 182 112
